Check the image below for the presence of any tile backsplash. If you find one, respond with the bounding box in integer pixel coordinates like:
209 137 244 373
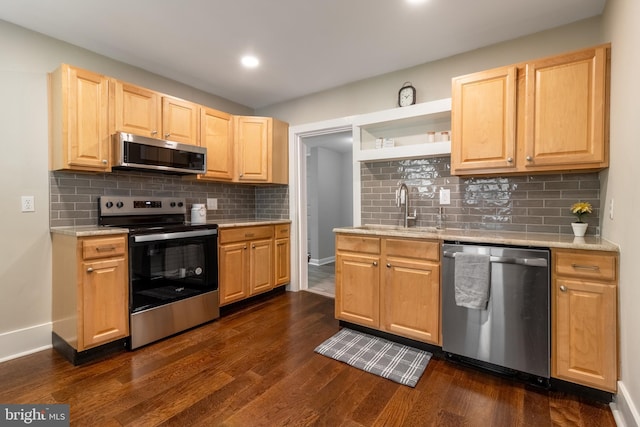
50 170 289 227
361 156 601 236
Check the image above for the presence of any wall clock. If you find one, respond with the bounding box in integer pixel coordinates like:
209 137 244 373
398 82 416 107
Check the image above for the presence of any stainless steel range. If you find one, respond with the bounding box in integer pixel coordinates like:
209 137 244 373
99 196 219 349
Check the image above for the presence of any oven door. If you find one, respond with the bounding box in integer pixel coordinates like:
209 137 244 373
129 228 218 313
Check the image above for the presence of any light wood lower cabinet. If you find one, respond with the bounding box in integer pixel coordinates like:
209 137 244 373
335 234 440 345
274 224 291 286
219 224 291 306
551 248 618 392
52 233 129 352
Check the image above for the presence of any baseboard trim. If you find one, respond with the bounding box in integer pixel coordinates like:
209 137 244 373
309 256 335 266
612 381 640 427
0 322 52 363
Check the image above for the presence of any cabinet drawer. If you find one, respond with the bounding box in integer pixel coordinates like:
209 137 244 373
384 238 440 261
219 226 274 244
275 223 290 238
554 249 617 281
336 234 380 254
82 236 126 260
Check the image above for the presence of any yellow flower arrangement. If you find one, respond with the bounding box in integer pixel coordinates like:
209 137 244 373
571 201 592 223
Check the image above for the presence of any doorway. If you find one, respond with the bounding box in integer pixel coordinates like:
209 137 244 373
303 131 353 297
287 118 358 296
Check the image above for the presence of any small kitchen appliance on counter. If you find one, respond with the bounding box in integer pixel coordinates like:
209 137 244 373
99 196 219 349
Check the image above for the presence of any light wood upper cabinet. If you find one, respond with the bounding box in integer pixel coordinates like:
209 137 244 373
451 65 517 173
199 107 234 181
234 116 289 184
522 47 608 170
114 81 198 145
451 44 610 176
114 81 161 138
49 64 112 172
162 96 198 145
551 249 618 392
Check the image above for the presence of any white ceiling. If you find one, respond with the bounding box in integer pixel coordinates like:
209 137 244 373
0 0 605 109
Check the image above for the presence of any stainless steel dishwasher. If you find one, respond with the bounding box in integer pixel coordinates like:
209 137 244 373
441 242 550 380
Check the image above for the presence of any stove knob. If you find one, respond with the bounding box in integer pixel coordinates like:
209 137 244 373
170 202 176 207
116 201 124 208
177 202 184 207
105 201 113 209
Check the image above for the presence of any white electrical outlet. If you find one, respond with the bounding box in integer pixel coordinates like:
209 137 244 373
21 196 35 212
439 188 450 205
207 198 218 210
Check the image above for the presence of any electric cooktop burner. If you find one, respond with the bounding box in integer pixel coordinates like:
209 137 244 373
98 196 216 232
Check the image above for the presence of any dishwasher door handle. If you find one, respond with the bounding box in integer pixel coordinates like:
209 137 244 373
442 251 548 267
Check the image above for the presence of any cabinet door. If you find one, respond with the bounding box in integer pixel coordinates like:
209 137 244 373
54 65 111 171
335 252 380 328
552 278 617 391
162 96 198 145
250 239 274 295
114 81 161 138
523 47 608 170
219 242 248 306
275 238 290 286
81 257 128 350
235 116 270 182
200 107 234 180
382 258 440 344
451 65 517 174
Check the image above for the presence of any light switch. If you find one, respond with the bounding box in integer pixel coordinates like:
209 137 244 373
439 189 450 205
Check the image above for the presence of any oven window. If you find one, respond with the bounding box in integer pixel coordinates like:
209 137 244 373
129 236 217 313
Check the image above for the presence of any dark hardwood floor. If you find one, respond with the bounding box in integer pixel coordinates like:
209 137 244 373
0 291 615 426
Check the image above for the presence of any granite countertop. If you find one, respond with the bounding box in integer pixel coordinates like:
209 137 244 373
333 224 619 252
51 219 291 237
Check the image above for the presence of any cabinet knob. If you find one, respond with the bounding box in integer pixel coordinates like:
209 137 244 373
87 267 94 273
151 130 158 135
372 261 378 267
243 245 247 250
507 157 513 163
102 159 108 164
252 244 256 249
164 133 171 138
526 156 533 161
560 285 567 292
386 263 391 268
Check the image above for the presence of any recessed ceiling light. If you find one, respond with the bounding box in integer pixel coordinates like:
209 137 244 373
406 0 428 4
241 55 260 68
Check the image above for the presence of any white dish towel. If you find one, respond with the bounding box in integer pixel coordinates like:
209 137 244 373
454 252 491 309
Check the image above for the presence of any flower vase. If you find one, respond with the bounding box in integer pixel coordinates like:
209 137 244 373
571 222 588 237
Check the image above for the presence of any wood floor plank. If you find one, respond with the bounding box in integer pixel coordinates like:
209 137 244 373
0 291 615 427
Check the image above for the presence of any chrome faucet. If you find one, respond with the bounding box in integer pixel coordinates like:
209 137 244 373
397 183 417 227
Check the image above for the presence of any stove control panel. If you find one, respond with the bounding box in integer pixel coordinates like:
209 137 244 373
99 196 187 216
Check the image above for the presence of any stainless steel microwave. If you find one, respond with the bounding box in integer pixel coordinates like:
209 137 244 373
112 132 206 175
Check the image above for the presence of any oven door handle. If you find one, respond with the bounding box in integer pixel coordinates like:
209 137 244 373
133 229 217 243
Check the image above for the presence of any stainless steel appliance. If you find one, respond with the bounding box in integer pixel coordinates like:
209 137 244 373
441 242 550 380
99 196 219 349
112 132 207 174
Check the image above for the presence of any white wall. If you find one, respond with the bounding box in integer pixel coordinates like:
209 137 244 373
0 19 252 361
602 0 640 424
257 17 603 125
